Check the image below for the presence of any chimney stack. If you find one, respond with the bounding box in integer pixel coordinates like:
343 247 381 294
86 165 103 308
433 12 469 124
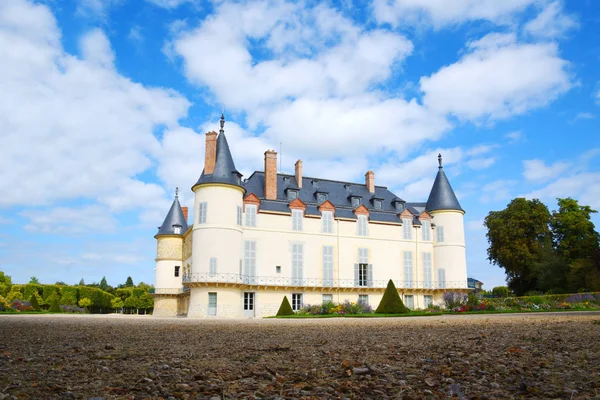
295 159 303 189
181 206 189 223
204 131 218 174
365 170 375 193
264 150 278 200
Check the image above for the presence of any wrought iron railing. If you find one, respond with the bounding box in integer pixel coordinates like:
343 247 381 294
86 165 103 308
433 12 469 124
182 273 466 290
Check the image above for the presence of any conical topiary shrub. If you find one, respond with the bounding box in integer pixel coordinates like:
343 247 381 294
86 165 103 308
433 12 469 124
29 293 41 311
276 296 294 316
375 279 410 314
49 297 62 313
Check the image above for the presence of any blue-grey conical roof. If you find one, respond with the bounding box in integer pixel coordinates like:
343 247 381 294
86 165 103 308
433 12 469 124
194 115 243 189
425 155 463 213
155 194 188 237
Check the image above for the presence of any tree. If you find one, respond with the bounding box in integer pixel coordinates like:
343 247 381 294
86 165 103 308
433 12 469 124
29 293 41 311
125 276 134 287
491 286 511 298
276 296 294 316
49 297 62 313
551 198 600 261
79 298 92 312
484 198 552 295
29 276 40 284
375 280 409 314
111 297 124 312
0 271 11 297
78 278 85 286
100 277 109 291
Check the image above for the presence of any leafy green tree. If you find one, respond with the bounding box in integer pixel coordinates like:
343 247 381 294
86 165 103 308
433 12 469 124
29 276 40 284
375 280 409 314
6 285 23 302
551 198 600 260
79 298 92 311
124 295 139 312
111 297 124 311
29 293 41 311
491 286 511 298
100 276 109 291
79 278 85 286
276 296 294 316
0 271 11 297
484 198 553 295
125 276 134 287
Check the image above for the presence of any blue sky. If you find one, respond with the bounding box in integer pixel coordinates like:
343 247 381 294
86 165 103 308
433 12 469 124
0 0 599 289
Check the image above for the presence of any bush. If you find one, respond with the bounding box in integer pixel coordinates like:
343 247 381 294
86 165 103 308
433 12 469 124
0 295 11 311
376 280 409 314
492 286 511 298
276 296 294 316
48 297 62 313
29 293 41 311
443 291 467 309
60 286 78 305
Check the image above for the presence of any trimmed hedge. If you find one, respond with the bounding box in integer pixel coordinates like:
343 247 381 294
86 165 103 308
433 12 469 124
49 297 62 313
23 284 42 301
376 280 409 314
29 293 41 311
276 296 294 316
60 286 79 305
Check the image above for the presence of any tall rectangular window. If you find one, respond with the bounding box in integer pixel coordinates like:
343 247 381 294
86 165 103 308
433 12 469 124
322 294 333 304
243 292 254 311
245 205 257 227
422 221 431 241
291 293 303 311
404 295 414 310
237 206 242 226
355 248 372 287
174 266 180 277
437 226 445 243
403 218 412 239
438 268 446 288
209 257 217 276
424 295 433 308
208 293 217 316
244 240 256 282
198 202 207 224
422 252 432 288
322 245 334 286
357 215 368 236
322 211 333 233
403 251 413 288
292 209 303 231
291 242 304 285
358 294 369 305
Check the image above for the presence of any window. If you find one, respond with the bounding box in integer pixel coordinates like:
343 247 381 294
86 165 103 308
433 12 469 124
373 199 382 210
404 295 414 310
244 240 256 282
291 242 304 285
292 209 303 231
421 221 431 241
173 225 181 234
322 294 333 304
208 292 217 316
351 197 361 208
209 257 217 276
394 200 405 212
357 215 368 236
355 248 372 287
424 295 433 309
317 192 327 204
276 265 281 274
237 206 242 226
422 252 432 288
358 294 369 305
403 251 413 287
198 202 207 224
174 266 180 277
322 245 334 286
321 211 333 233
437 226 444 243
287 190 298 201
403 218 412 239
291 293 303 311
243 292 254 311
438 268 446 288
245 205 257 227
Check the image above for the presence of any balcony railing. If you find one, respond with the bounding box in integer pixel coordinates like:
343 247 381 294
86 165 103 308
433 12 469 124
150 287 189 295
182 273 466 290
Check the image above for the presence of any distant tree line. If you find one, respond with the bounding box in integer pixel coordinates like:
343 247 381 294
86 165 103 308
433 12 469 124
485 197 600 296
0 272 153 314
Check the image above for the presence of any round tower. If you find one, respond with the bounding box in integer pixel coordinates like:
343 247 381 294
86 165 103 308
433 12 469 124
153 188 188 316
425 154 467 290
189 115 245 317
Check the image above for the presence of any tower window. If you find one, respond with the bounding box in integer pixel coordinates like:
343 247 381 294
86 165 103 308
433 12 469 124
437 226 445 243
173 225 181 234
237 206 242 226
198 202 207 224
209 258 217 276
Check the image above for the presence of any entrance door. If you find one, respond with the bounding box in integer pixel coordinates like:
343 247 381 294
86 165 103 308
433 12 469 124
208 292 217 316
243 292 255 318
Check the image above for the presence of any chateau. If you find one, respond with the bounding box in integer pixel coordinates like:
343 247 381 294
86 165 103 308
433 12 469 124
152 115 468 317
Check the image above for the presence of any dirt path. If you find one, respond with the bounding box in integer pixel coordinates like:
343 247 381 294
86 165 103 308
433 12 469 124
1 313 599 399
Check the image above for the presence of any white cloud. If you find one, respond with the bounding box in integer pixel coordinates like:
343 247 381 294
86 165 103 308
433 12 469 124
467 144 497 157
20 205 117 234
146 0 194 8
0 0 190 217
128 25 143 42
420 33 573 122
76 0 123 18
480 180 517 203
505 130 524 143
372 0 534 28
466 219 485 231
467 157 496 170
571 112 595 123
524 1 578 39
523 159 570 182
525 172 600 211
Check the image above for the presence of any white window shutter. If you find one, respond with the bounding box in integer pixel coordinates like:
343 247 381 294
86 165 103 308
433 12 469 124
354 263 359 287
367 264 373 287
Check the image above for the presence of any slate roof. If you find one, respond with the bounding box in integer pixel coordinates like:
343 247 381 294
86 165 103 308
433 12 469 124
243 172 417 223
194 116 244 190
425 164 463 213
156 195 188 237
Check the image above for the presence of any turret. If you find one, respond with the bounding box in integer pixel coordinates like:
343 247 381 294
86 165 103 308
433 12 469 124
189 115 246 317
153 189 188 316
425 154 467 288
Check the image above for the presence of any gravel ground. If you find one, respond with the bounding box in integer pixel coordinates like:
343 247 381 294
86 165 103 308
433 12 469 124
1 312 599 400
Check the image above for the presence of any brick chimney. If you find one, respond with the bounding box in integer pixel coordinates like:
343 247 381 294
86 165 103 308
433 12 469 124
294 159 303 189
264 150 278 200
204 131 218 174
181 207 189 224
365 170 375 193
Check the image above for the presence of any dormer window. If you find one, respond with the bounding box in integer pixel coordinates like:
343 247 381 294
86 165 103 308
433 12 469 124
316 192 328 204
393 199 406 212
286 189 298 201
349 196 361 208
173 224 181 234
372 198 383 210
